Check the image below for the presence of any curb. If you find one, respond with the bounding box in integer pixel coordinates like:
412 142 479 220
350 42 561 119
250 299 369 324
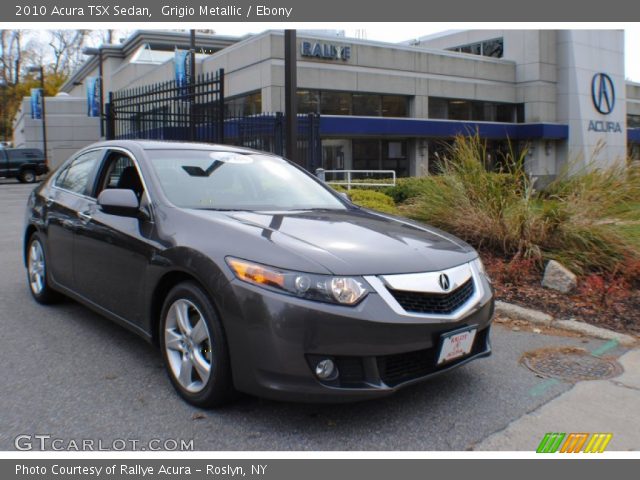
494 300 637 347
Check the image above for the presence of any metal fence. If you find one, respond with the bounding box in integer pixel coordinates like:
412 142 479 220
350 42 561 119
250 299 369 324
106 69 225 144
317 169 397 190
105 69 321 170
224 112 321 171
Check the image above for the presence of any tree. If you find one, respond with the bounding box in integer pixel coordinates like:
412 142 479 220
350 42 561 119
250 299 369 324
48 30 91 76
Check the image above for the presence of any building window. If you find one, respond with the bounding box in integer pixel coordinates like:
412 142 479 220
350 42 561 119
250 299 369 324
297 90 409 117
482 38 504 58
297 90 320 114
447 37 504 58
353 139 379 170
382 95 408 117
352 94 379 116
352 139 409 177
628 114 640 128
320 91 351 115
428 97 522 123
226 92 262 116
448 100 472 121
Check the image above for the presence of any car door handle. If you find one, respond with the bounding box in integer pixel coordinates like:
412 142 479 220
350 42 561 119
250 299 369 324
77 211 92 223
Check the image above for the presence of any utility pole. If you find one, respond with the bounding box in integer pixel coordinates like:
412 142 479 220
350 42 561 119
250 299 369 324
28 66 48 167
190 29 196 142
284 30 298 164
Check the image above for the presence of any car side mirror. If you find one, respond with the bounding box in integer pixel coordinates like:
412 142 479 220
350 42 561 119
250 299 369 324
98 189 140 217
338 192 351 201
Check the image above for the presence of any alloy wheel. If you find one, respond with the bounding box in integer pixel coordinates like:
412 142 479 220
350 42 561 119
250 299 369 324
28 240 46 295
163 299 213 393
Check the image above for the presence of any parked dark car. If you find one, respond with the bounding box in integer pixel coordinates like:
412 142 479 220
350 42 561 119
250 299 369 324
23 140 494 407
1 147 48 183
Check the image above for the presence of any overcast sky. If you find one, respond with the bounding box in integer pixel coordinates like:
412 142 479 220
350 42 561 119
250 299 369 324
203 23 640 83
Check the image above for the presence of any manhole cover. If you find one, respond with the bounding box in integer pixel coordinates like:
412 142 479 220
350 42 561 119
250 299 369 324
521 347 623 382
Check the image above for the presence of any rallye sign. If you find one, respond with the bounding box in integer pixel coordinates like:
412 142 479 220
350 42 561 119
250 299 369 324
301 41 351 61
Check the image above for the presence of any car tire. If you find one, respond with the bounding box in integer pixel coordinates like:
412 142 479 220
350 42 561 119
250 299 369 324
19 169 37 183
159 281 234 408
26 233 60 304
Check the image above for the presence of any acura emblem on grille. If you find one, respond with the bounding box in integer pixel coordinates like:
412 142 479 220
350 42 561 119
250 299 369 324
438 273 451 291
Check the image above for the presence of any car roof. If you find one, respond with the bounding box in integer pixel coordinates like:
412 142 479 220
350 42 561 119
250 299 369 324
87 140 269 156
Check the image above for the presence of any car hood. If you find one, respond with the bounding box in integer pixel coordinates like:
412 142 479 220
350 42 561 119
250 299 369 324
181 207 477 276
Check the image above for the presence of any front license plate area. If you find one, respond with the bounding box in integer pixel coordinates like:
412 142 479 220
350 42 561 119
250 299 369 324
437 326 477 365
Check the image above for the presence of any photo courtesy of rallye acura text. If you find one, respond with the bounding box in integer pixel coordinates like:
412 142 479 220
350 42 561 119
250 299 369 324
23 140 494 407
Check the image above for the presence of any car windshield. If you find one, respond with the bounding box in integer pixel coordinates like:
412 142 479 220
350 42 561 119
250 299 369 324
146 149 347 211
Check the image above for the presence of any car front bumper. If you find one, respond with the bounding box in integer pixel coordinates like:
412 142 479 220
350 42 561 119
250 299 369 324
218 269 494 403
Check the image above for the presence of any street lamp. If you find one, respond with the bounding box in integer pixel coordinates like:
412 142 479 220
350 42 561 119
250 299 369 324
82 47 104 137
27 66 48 167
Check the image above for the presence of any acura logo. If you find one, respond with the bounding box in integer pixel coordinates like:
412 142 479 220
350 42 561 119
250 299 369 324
438 273 451 292
591 73 615 115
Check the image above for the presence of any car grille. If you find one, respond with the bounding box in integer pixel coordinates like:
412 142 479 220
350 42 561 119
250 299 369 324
377 327 489 387
387 277 475 315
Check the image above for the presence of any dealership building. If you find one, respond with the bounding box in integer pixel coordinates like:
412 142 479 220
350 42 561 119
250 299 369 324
12 29 640 178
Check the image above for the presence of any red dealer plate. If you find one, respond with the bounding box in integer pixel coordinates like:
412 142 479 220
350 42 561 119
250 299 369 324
437 326 477 365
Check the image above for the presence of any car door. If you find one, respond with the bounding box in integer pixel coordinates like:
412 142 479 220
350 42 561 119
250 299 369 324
6 150 22 176
72 149 156 326
45 149 105 289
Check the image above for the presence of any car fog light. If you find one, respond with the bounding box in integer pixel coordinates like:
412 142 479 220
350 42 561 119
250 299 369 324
315 359 337 380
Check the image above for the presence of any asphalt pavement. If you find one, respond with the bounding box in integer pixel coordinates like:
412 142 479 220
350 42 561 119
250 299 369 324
0 179 635 451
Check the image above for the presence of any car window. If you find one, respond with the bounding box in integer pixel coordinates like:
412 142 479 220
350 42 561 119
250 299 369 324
7 150 41 160
148 150 346 211
55 150 103 196
95 153 145 200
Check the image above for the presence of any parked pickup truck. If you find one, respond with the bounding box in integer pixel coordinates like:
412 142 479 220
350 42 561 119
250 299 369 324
0 148 48 183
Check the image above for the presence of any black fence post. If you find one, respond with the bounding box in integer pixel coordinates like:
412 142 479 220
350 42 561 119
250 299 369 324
308 113 321 172
105 92 115 140
274 112 284 156
218 68 225 144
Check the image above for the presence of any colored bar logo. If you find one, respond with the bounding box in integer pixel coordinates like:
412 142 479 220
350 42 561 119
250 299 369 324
537 433 612 453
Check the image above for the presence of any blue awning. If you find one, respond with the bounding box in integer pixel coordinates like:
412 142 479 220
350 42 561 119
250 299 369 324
319 116 569 140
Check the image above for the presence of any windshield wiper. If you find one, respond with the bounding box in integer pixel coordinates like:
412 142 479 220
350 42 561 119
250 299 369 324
182 161 224 177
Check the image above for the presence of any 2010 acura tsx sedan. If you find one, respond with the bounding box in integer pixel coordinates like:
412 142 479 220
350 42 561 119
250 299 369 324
24 140 494 407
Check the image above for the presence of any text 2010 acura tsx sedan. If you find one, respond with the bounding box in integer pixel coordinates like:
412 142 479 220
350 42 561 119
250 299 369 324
24 140 494 407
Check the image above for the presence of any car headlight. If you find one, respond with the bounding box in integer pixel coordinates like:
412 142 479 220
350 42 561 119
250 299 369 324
473 257 491 283
226 257 369 306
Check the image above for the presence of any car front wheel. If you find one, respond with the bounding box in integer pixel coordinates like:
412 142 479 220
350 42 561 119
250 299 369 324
160 282 234 407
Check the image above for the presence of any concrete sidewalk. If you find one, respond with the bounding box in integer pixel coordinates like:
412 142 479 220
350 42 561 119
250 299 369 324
476 349 640 451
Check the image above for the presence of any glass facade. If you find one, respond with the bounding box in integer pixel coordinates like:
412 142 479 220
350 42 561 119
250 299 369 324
298 90 409 117
447 38 504 58
352 139 409 177
226 92 262 116
628 114 640 128
428 97 523 123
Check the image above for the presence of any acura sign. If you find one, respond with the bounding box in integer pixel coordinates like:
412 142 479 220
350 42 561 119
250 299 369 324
591 72 615 114
588 72 622 134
